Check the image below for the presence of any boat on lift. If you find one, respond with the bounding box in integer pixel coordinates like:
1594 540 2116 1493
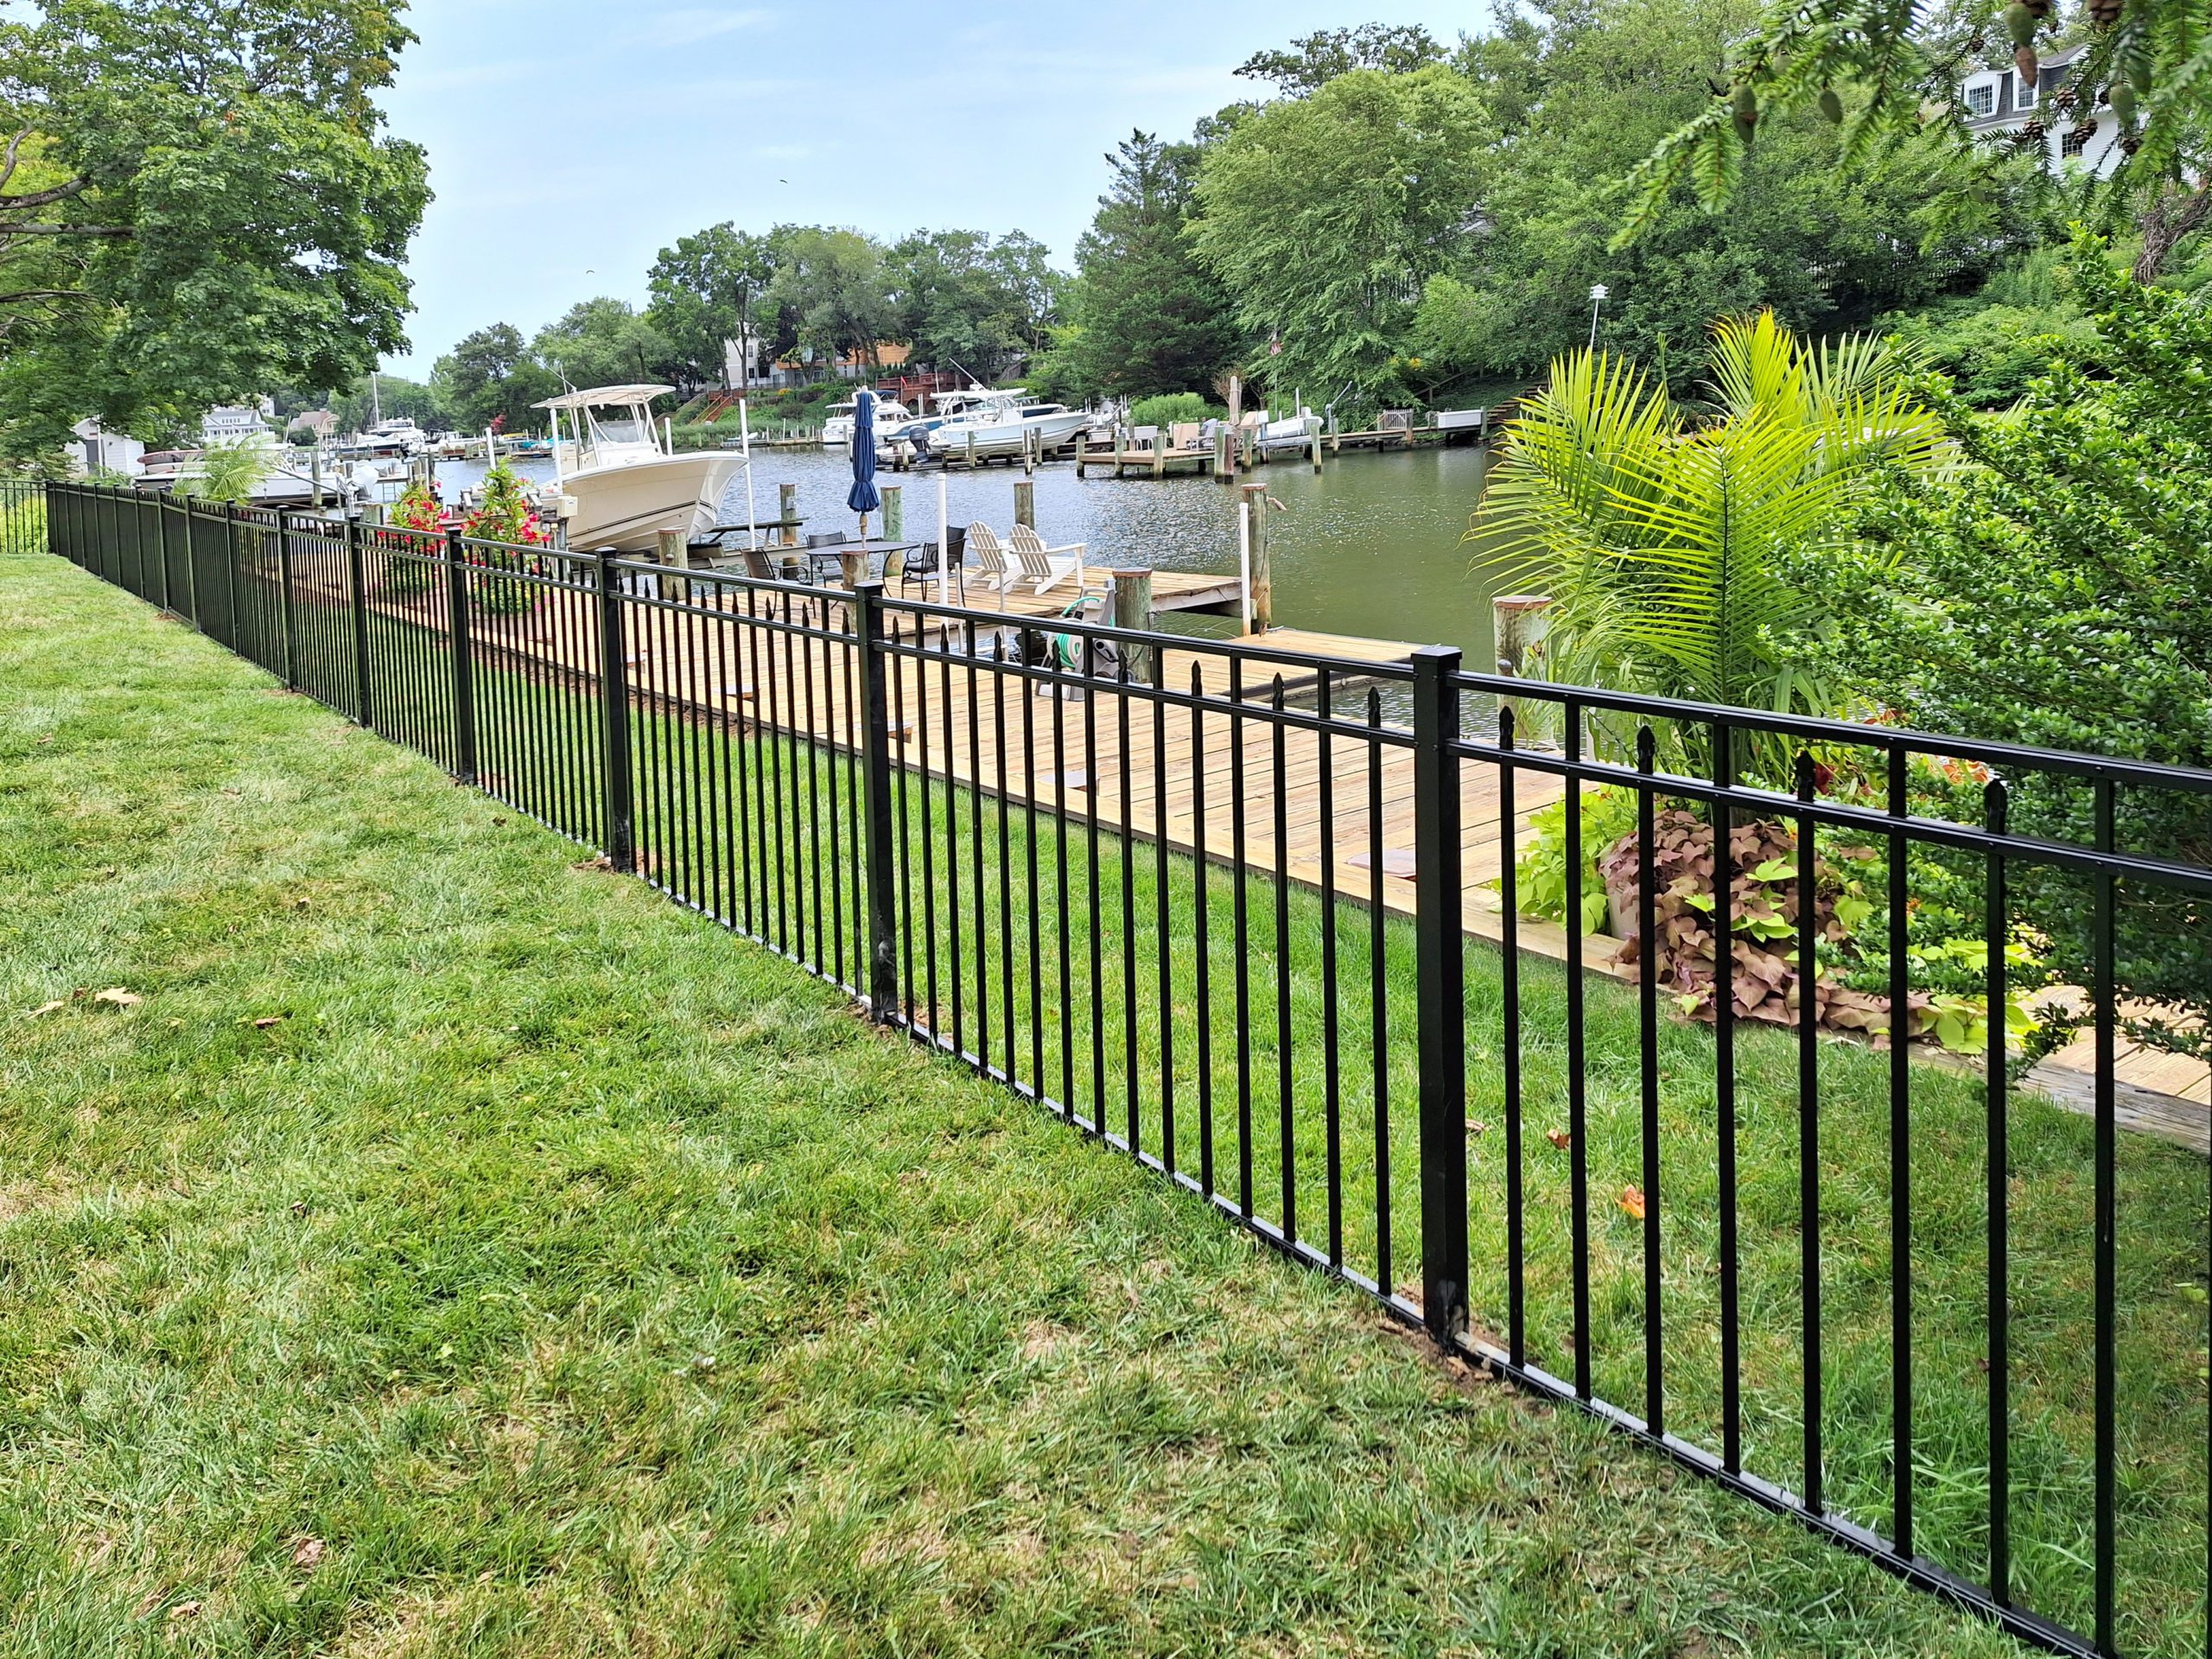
821 394 912 447
917 389 1090 461
535 384 743 551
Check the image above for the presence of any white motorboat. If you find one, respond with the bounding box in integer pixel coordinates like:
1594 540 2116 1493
1251 407 1322 455
536 384 744 552
335 415 429 461
920 389 1090 461
821 394 912 447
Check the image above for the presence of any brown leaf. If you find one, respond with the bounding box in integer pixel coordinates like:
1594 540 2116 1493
290 1535 325 1570
166 1599 202 1624
252 1016 283 1030
28 1000 67 1018
1618 1185 1647 1220
92 987 142 1008
1547 1128 1572 1150
1466 1119 1488 1136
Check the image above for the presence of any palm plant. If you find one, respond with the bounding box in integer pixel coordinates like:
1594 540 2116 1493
176 440 273 506
1474 312 1942 768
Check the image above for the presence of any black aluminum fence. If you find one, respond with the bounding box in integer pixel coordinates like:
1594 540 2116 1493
38 480 2212 1658
0 475 45 555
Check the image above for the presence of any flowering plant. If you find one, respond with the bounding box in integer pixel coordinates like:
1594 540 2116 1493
461 462 551 548
380 479 445 594
390 479 442 533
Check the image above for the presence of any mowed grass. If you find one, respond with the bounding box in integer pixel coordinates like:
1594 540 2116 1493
0 551 2146 1658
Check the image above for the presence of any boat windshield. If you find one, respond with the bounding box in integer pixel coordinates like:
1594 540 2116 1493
585 407 655 449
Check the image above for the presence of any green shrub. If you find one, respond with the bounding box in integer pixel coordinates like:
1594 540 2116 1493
1128 391 1220 428
1815 233 2212 1059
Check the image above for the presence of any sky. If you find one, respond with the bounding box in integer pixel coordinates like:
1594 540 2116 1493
376 0 1484 378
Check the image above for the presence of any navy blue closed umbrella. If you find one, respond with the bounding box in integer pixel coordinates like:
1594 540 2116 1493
846 389 880 537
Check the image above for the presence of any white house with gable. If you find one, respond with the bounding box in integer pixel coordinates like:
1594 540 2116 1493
1962 44 2124 178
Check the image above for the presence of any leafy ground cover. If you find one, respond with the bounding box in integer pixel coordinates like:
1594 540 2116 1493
0 552 2183 1656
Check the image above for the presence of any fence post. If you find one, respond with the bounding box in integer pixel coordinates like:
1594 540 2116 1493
1411 644 1469 1346
276 512 298 689
223 501 243 651
852 580 900 1020
154 488 173 613
594 549 636 873
345 515 372 727
446 525 478 784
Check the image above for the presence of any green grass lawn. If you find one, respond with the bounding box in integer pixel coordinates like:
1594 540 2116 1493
0 551 2184 1657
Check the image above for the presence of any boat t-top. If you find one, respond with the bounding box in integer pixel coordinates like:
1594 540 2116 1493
534 384 744 552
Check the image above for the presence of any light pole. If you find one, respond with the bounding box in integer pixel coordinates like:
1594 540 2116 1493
1588 283 1609 353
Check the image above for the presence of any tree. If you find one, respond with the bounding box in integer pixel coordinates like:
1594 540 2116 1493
1054 131 1241 401
1235 23 1446 93
1808 235 2212 1057
430 324 556 434
1475 314 1942 745
1189 68 1489 410
766 228 894 371
887 228 1057 380
646 222 777 389
1621 0 2212 253
531 299 676 394
1408 0 2043 398
330 370 442 434
0 0 429 458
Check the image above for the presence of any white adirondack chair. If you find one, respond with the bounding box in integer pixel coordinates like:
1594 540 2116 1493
965 522 1019 598
1007 522 1084 596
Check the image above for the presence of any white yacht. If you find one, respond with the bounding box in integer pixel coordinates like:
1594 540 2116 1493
821 394 913 447
537 384 744 552
919 389 1090 461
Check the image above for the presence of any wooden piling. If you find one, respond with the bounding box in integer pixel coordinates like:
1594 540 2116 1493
657 527 688 602
1109 567 1154 678
1113 425 1125 477
1493 594 1553 677
779 482 798 547
1241 482 1272 633
1014 479 1034 531
882 483 903 543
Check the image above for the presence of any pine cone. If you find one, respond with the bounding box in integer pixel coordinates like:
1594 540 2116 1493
2088 0 2123 24
2120 130 2143 155
2015 45 2040 83
2054 85 2076 110
2018 118 2045 141
2020 0 2051 16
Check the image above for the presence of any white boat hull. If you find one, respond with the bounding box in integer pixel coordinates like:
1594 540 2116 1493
561 452 744 551
925 409 1090 461
1253 415 1321 454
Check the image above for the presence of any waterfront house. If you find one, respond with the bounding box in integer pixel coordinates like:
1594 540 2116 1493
1962 44 2123 178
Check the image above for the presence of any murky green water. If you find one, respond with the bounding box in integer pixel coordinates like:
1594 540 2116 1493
439 442 1509 665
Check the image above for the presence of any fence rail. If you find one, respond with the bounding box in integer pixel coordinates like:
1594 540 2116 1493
34 480 2212 1659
